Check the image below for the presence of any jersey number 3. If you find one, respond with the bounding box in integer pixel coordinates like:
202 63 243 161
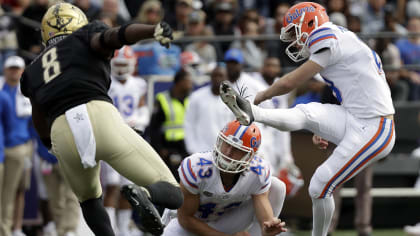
42 47 61 83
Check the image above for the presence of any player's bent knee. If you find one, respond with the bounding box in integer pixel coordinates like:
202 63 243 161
308 165 334 199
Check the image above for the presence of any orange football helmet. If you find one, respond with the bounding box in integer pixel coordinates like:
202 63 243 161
111 46 137 80
280 2 329 62
213 120 261 173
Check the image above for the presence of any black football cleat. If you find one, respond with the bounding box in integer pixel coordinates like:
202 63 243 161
219 81 254 125
121 184 164 235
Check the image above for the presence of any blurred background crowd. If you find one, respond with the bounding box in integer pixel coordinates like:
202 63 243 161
0 0 420 236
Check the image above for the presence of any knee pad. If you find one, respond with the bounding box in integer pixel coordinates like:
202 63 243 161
308 165 334 199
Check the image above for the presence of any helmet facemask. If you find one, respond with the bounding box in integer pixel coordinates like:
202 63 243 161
111 59 135 81
280 12 319 62
213 132 255 174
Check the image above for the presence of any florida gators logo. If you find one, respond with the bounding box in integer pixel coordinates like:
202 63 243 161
250 137 260 149
286 6 315 23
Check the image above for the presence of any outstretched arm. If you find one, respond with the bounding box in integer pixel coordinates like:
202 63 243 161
90 22 172 57
254 60 323 105
252 191 287 236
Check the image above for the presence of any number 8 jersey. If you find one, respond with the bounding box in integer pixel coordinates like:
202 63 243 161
21 21 113 128
179 152 271 222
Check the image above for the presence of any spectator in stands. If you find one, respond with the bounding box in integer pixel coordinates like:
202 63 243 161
0 6 18 75
165 0 193 35
184 10 218 66
124 0 146 18
383 4 407 36
265 3 299 70
359 0 387 33
230 9 265 70
100 0 127 26
35 133 80 236
396 17 420 101
17 0 48 55
150 68 193 179
184 64 232 154
209 2 239 55
0 56 32 236
376 33 409 101
135 0 163 25
0 84 14 236
73 0 101 22
326 0 350 16
251 58 295 170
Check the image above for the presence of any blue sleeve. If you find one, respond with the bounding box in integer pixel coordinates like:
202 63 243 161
1 92 15 140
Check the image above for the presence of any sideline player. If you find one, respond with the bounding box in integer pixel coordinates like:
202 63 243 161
220 2 395 236
162 120 287 236
20 3 182 236
102 45 150 235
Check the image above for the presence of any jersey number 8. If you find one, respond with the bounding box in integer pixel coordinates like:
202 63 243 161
42 47 61 83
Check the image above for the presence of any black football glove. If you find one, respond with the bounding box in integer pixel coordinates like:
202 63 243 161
154 21 173 49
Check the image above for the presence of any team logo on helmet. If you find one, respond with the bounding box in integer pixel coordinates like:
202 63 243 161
285 6 315 24
47 4 73 32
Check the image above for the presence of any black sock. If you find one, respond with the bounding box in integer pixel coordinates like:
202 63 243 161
80 196 115 236
145 181 183 209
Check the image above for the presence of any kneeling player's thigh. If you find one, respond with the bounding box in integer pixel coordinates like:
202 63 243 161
162 218 194 236
207 200 255 234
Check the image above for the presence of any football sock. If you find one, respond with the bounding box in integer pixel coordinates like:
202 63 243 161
312 197 335 236
80 197 115 236
145 181 184 209
117 209 132 235
252 105 307 131
105 207 118 233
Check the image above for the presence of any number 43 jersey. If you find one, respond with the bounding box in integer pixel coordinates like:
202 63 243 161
179 152 272 222
20 21 113 128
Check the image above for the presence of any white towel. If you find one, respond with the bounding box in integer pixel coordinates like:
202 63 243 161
16 84 32 117
65 104 97 168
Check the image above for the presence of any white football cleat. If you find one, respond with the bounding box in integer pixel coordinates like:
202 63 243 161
405 223 420 236
219 81 254 126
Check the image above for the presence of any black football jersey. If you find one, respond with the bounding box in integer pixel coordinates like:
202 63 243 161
21 21 113 127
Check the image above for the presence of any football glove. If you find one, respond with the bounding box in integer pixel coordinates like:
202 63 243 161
154 21 173 48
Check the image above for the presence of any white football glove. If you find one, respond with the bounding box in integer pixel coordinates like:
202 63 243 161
154 21 173 48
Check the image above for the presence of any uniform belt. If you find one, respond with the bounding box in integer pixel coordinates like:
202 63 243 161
383 115 394 120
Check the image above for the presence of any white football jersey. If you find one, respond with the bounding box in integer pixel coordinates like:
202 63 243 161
179 152 271 222
308 22 395 118
108 76 147 122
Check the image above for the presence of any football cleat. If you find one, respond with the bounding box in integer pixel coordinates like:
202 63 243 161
404 223 420 236
219 81 254 125
121 184 164 236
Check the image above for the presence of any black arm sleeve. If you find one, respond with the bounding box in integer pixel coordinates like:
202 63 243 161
89 22 156 58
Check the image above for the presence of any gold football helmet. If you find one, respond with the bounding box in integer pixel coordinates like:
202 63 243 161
41 2 88 44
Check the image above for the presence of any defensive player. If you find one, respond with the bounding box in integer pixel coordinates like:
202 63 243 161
102 45 150 235
162 120 287 236
20 3 182 236
220 2 395 236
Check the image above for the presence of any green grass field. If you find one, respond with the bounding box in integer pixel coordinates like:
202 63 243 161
291 229 405 236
